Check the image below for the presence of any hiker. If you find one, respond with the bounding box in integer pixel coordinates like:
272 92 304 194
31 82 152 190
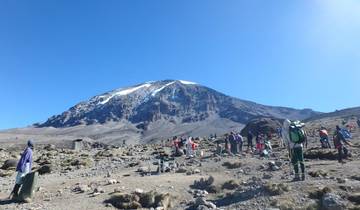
264 133 272 152
185 137 192 157
255 133 264 154
277 127 285 147
186 137 194 158
172 137 177 151
276 127 282 138
333 125 352 163
216 141 223 156
319 127 331 148
282 120 307 181
224 134 232 155
236 132 244 153
357 119 360 128
10 140 34 199
180 137 187 154
247 130 254 152
191 137 198 156
172 136 184 156
229 132 238 154
346 124 354 133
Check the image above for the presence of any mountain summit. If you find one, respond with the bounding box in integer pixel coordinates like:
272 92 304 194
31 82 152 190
38 80 318 134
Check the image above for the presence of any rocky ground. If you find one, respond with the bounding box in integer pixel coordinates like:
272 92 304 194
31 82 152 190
0 122 360 210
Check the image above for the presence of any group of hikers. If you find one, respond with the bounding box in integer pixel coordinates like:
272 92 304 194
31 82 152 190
277 120 354 181
222 132 244 155
316 124 354 163
172 136 199 158
169 118 357 182
215 131 274 157
8 118 359 201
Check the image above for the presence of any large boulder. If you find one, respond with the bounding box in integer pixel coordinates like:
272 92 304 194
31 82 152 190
222 180 240 190
264 182 291 196
72 184 91 193
193 197 217 209
321 193 346 210
348 192 360 205
241 117 282 136
0 169 14 177
222 161 242 169
1 159 17 170
104 191 172 210
44 144 56 151
38 164 52 175
304 148 338 160
191 176 215 190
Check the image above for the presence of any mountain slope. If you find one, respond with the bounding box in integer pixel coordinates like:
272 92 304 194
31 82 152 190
8 79 319 144
305 106 360 122
38 80 318 129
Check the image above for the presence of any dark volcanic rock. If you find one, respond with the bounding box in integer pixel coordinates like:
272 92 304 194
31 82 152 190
1 159 17 170
241 117 282 136
38 164 52 175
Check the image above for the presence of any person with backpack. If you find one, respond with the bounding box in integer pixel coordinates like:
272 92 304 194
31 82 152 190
319 127 331 148
236 132 244 153
229 132 238 154
9 140 34 199
172 136 182 156
247 130 254 152
224 134 232 155
282 120 307 181
333 125 352 163
264 133 273 152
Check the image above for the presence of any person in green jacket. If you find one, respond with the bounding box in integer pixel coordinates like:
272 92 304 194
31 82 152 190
282 120 307 181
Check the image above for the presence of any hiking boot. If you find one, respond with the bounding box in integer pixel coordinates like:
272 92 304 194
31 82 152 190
292 174 300 182
9 184 20 200
301 173 306 181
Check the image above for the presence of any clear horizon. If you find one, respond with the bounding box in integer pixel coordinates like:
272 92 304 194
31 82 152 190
1 0 360 129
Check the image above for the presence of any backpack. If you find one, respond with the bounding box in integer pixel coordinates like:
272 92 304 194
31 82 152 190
289 121 306 144
319 129 328 137
229 134 236 143
339 128 352 139
236 134 243 143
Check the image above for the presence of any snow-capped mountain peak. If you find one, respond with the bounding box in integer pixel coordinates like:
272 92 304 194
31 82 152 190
99 83 153 105
96 80 198 105
38 79 318 129
178 80 197 85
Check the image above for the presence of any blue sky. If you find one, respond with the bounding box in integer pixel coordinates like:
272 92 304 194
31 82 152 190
1 0 360 129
